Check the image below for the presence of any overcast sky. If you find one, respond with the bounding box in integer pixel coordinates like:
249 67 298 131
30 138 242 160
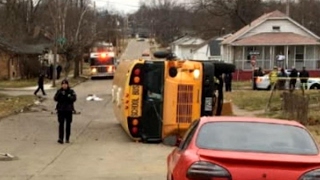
94 0 141 14
93 0 193 14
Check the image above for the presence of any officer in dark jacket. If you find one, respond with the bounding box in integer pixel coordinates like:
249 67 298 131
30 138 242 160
224 73 232 92
300 66 309 90
289 66 298 90
34 73 46 96
54 79 77 144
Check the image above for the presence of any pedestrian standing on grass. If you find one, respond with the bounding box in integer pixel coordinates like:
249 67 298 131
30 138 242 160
289 66 298 90
34 73 46 96
224 73 232 92
54 79 77 144
300 66 309 90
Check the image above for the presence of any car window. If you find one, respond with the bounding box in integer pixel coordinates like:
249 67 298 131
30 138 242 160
196 122 318 155
179 120 200 150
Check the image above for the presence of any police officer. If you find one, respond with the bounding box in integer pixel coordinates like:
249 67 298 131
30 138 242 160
269 66 278 90
54 79 77 144
300 66 309 90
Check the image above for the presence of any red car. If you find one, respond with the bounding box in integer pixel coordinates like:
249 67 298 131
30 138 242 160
167 116 320 180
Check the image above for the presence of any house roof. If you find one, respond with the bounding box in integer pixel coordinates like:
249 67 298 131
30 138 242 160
193 33 233 52
0 37 49 55
221 10 320 45
232 32 320 46
171 35 205 46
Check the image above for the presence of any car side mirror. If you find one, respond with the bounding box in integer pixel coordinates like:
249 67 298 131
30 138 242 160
163 135 181 147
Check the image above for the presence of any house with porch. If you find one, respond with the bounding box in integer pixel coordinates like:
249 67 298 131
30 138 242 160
221 10 320 80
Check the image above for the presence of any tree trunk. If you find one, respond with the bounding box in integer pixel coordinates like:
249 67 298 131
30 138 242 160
73 57 80 78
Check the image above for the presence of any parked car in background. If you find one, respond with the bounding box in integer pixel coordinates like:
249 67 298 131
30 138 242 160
256 69 320 90
167 116 320 180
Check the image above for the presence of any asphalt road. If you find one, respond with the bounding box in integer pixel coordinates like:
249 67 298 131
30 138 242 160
0 40 173 180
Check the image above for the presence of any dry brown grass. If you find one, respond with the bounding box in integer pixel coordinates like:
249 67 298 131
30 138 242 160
232 81 252 90
0 78 50 88
227 89 320 142
0 94 36 119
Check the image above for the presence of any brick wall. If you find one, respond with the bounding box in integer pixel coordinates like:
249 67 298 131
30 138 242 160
0 50 21 80
0 50 9 80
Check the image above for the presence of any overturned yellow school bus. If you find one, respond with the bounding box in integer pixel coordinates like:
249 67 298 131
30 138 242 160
112 51 235 143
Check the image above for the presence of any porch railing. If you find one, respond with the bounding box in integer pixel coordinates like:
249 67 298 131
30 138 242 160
235 59 320 71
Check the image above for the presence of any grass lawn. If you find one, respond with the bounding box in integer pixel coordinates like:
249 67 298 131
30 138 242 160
0 93 36 119
226 89 320 142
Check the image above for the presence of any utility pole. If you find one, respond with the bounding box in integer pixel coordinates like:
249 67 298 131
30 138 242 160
52 0 59 87
286 0 290 17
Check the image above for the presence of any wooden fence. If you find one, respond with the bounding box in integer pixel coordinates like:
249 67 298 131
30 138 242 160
282 92 309 125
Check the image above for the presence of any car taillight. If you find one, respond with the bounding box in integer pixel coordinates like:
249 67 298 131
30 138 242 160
187 161 231 180
299 169 320 180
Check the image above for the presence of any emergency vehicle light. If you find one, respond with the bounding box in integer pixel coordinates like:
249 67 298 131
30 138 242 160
100 53 107 59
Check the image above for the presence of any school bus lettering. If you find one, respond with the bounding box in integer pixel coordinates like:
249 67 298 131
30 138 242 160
131 98 139 117
132 85 139 95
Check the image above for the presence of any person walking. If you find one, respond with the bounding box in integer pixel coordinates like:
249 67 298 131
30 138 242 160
54 79 77 144
224 73 232 92
299 66 309 90
34 73 46 96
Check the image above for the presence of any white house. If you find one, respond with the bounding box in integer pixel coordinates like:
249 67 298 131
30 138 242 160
192 34 232 60
221 10 320 75
170 36 205 59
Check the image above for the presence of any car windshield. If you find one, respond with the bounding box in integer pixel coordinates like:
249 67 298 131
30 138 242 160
196 122 318 155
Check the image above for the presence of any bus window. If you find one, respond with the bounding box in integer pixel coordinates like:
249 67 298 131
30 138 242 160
90 57 114 66
145 63 163 100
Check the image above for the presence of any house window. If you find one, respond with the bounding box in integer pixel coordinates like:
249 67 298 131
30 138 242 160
295 46 304 62
272 26 281 31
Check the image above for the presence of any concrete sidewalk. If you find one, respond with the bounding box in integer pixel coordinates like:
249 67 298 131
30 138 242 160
0 83 57 91
0 75 77 92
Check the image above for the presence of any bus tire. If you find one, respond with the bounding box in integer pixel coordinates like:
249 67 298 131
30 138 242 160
213 62 235 75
